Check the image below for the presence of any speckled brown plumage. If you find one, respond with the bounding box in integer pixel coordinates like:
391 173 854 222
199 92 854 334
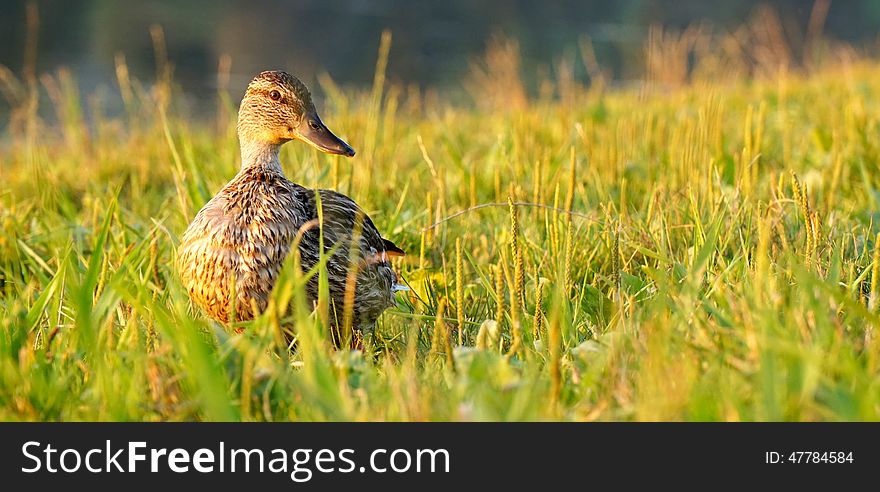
177 70 403 335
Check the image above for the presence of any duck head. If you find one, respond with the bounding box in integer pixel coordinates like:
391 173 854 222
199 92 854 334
237 70 355 157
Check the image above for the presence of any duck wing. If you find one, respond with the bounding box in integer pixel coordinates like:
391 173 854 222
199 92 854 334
293 185 403 275
298 188 401 253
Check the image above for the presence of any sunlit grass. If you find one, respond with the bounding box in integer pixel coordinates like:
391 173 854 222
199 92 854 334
2 24 880 421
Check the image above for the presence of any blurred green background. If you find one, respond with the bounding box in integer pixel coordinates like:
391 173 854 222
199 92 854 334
2 0 879 103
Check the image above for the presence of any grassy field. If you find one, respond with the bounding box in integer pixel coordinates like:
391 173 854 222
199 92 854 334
3 28 880 421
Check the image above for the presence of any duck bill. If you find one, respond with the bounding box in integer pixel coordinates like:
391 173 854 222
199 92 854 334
296 113 356 157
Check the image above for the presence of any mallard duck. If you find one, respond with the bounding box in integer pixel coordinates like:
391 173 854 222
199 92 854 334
177 70 404 340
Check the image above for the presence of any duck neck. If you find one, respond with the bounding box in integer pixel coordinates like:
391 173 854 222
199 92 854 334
239 139 284 174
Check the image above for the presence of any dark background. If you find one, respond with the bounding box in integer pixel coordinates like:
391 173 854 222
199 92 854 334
1 1 879 101
0 423 876 488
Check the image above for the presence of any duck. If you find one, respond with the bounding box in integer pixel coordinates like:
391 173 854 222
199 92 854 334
176 70 404 342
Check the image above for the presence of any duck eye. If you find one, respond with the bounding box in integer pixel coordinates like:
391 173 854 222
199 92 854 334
269 90 281 101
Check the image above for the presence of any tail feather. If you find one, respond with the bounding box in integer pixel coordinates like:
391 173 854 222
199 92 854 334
382 238 405 256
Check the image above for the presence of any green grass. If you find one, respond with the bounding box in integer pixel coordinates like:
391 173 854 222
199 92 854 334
3 41 880 421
